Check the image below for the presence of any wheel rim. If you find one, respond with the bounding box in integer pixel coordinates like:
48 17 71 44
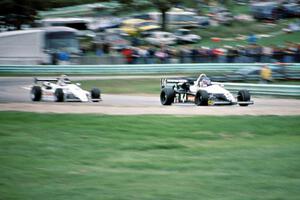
31 92 35 100
161 92 166 103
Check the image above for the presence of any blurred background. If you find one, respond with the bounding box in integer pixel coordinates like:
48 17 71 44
0 0 299 65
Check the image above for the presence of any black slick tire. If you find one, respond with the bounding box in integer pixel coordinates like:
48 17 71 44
91 88 101 102
31 86 42 101
55 88 64 102
160 88 175 105
195 90 209 106
237 90 250 107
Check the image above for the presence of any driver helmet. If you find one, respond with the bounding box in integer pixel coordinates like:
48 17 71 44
202 77 211 86
58 75 71 85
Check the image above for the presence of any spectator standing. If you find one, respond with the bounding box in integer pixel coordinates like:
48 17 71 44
102 43 110 54
155 48 168 63
236 45 247 63
138 47 149 64
57 51 70 65
121 47 134 64
226 46 238 63
283 42 297 63
168 48 179 63
295 43 300 63
179 46 190 63
148 47 156 64
253 44 262 63
262 46 273 63
131 47 140 64
272 46 284 63
191 47 199 63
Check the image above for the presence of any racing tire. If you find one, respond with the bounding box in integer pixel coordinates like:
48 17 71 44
237 90 250 107
31 86 42 101
91 88 101 102
55 88 64 102
195 90 209 106
160 88 175 106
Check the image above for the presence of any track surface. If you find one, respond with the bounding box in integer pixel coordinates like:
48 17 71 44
0 76 300 115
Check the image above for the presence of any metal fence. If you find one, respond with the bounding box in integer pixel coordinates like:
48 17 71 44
1 63 300 74
70 55 300 65
0 63 300 97
223 82 300 96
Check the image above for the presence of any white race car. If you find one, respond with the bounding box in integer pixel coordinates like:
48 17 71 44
30 75 101 102
160 74 254 106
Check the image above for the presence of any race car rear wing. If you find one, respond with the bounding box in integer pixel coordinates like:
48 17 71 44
161 78 196 89
34 78 58 83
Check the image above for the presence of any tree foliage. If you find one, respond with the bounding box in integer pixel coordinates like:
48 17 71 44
117 0 181 30
149 0 180 30
0 0 108 29
0 0 182 30
0 0 47 29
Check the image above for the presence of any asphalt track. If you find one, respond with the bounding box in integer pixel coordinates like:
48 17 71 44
0 76 300 115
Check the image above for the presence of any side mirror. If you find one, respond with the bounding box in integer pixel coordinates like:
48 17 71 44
76 83 81 86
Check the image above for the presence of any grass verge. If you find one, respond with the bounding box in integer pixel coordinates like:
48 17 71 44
79 78 300 94
0 112 299 200
80 78 161 94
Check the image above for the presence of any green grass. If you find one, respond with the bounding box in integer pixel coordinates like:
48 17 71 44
192 19 300 47
80 78 300 94
0 112 299 200
80 78 161 94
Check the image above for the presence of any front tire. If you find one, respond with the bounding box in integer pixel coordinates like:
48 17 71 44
237 90 250 107
160 88 175 105
55 88 64 102
31 86 42 101
195 90 209 106
91 88 101 102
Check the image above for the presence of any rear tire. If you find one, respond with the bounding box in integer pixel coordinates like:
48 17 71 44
55 88 64 102
91 88 101 102
160 88 175 105
31 86 42 101
195 90 209 106
238 90 250 107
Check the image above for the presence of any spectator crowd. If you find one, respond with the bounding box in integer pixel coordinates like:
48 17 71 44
93 42 300 65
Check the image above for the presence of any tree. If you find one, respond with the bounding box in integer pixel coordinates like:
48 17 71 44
117 0 180 31
0 0 49 29
0 0 108 30
149 0 180 31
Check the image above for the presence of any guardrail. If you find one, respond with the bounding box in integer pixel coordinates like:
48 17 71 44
0 63 299 97
0 63 300 74
223 83 300 97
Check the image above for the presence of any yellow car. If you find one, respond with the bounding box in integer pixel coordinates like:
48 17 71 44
121 18 160 36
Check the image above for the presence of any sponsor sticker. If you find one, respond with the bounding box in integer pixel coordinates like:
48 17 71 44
208 100 214 105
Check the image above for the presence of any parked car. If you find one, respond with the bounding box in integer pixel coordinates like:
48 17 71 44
282 3 300 18
144 31 177 46
173 29 201 44
95 33 130 50
209 7 234 25
40 17 95 38
120 18 160 36
195 16 210 27
148 8 200 29
250 2 279 20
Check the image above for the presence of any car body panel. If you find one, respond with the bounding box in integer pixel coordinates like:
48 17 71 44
31 77 98 102
161 74 252 106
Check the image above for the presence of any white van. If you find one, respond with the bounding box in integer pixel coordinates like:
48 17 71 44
0 27 80 65
149 8 200 29
40 18 94 37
